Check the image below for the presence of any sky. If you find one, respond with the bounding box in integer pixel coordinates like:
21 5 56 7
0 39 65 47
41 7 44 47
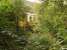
27 0 41 3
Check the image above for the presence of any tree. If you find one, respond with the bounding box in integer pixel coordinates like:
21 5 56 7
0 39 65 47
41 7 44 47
0 0 28 50
25 0 67 50
37 0 67 50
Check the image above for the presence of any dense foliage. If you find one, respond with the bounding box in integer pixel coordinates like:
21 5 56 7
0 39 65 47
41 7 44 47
25 0 67 50
0 0 67 50
0 0 27 50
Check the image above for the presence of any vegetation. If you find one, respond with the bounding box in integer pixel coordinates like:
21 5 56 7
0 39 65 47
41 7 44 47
0 0 67 50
